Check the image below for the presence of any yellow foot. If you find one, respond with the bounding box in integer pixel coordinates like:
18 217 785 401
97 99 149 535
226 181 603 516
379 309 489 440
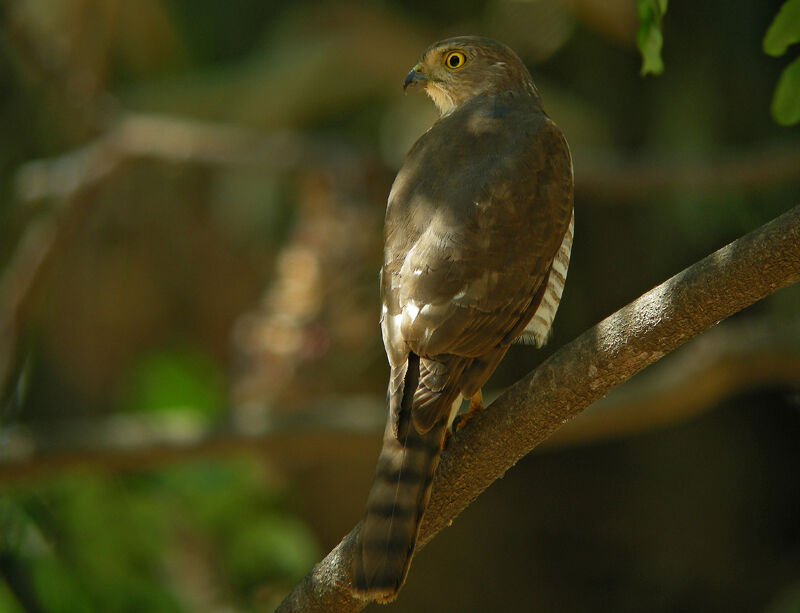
452 390 484 432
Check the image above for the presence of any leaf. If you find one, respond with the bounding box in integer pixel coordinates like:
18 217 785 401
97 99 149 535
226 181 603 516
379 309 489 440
771 55 800 125
636 0 669 75
764 0 800 57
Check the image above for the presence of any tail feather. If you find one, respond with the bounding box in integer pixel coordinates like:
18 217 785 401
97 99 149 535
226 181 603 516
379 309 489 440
353 353 453 602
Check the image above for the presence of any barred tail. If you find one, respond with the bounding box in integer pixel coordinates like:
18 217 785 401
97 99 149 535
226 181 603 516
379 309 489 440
353 354 451 602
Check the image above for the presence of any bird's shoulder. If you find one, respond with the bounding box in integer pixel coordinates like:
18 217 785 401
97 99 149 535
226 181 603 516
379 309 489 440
407 91 547 163
384 92 569 250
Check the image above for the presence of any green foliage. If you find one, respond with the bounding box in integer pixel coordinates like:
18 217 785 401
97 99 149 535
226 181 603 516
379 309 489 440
635 0 668 75
157 463 319 589
0 462 319 611
764 0 800 125
224 515 319 590
771 56 800 125
3 476 181 612
764 0 800 56
122 348 224 417
0 582 24 613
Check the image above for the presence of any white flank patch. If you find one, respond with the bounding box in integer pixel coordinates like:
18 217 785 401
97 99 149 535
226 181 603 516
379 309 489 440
519 209 574 346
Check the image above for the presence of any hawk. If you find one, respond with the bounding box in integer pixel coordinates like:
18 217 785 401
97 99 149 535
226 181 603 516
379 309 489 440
353 36 574 601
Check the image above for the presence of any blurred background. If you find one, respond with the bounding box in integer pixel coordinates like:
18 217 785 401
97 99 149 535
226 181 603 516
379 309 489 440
0 0 799 611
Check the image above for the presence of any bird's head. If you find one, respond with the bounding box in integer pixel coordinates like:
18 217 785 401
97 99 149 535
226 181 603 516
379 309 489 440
403 36 539 115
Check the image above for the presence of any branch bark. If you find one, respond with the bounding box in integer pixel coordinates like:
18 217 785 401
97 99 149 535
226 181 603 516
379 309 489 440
275 204 800 612
545 320 800 447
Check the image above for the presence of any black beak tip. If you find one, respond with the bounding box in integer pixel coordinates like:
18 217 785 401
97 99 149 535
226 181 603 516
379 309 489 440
403 68 426 92
403 69 417 91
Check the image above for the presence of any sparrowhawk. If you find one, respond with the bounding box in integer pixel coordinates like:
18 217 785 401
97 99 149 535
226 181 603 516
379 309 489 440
353 36 574 602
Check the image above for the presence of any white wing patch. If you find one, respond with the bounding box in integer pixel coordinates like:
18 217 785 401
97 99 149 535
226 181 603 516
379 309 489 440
518 209 574 347
404 301 421 323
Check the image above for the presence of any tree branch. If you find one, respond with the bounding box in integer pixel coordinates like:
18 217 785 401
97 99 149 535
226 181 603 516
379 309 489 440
14 112 800 204
0 399 385 483
0 183 105 401
275 204 800 612
1 320 798 482
545 319 800 447
574 146 800 201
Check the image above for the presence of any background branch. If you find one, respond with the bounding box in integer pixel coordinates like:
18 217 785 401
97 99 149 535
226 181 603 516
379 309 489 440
574 145 800 201
276 204 800 612
0 183 104 402
1 319 798 483
13 113 800 204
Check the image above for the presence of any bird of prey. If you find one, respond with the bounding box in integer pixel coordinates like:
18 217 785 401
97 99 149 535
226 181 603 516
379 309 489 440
353 36 574 602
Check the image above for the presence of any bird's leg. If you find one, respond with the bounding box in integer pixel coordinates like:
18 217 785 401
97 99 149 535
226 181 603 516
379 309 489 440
453 390 484 432
443 396 463 450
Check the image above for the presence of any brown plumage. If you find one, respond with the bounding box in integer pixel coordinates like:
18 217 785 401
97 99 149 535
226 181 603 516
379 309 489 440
353 36 574 602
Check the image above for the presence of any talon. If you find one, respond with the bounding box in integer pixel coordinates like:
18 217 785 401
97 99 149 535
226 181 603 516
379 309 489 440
453 390 484 432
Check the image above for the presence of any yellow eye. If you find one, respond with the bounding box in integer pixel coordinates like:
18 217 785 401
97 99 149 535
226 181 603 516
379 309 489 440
443 51 467 70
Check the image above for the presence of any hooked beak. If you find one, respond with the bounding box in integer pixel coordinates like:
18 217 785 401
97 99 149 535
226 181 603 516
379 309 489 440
403 64 427 91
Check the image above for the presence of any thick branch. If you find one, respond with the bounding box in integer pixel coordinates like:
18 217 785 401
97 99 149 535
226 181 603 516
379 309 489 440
275 204 800 612
545 320 800 447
